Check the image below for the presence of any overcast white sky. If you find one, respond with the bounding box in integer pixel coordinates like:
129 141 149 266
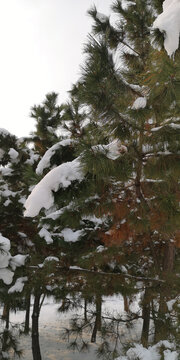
0 0 112 137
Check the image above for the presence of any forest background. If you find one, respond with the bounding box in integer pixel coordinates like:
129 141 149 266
0 0 180 357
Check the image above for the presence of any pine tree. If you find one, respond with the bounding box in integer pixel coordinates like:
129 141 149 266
29 92 63 155
0 128 37 251
24 0 180 275
22 93 98 269
69 0 180 270
0 1 179 356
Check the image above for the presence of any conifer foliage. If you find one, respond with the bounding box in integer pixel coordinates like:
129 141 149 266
0 0 180 273
23 0 180 273
0 2 180 358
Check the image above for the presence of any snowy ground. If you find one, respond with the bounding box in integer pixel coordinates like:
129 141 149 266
8 294 142 360
10 299 97 360
2 292 178 359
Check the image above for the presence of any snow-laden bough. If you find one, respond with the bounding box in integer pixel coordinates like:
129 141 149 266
153 0 180 57
36 139 73 175
24 158 84 217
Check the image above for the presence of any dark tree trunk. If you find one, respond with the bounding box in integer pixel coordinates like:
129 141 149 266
2 303 9 329
153 241 176 342
2 329 9 353
91 317 98 343
2 304 10 353
141 288 150 347
123 296 129 313
154 293 168 343
84 298 88 322
5 307 9 330
163 241 175 272
32 292 42 360
91 295 102 343
24 294 31 334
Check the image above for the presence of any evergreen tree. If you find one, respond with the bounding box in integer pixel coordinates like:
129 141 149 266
69 0 180 269
24 1 180 274
29 92 63 155
24 91 110 266
0 128 37 251
0 1 180 356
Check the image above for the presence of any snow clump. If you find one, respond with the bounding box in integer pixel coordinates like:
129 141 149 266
116 340 178 360
8 277 28 294
131 97 147 110
8 148 19 162
0 128 11 137
153 0 180 57
0 234 11 268
0 234 27 285
93 139 127 160
96 11 108 23
36 139 73 175
39 228 53 244
24 158 84 217
60 228 84 243
10 255 28 271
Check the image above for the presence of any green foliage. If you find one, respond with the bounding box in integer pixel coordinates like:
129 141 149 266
30 92 63 154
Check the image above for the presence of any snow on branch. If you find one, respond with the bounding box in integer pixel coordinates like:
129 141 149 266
8 277 28 294
0 128 11 137
24 158 84 217
8 148 19 163
153 0 180 57
116 340 178 360
0 234 27 284
60 228 84 243
93 140 127 160
131 97 147 110
36 139 73 175
39 228 53 244
96 11 108 23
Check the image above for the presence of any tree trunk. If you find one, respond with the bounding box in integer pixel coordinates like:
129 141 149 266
91 295 102 343
141 288 150 347
123 296 129 313
32 292 42 360
84 298 88 322
24 294 31 334
154 293 168 343
163 241 175 272
2 305 10 354
2 303 10 329
2 304 9 329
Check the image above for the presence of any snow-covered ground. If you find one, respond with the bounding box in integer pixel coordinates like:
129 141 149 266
7 294 141 360
2 293 178 360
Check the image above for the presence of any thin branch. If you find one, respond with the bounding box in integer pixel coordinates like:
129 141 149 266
68 267 165 283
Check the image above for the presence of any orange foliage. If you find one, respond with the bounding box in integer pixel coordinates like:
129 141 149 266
99 193 180 249
100 200 135 246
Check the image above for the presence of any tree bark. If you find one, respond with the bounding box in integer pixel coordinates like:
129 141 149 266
163 241 175 272
2 303 9 329
123 296 129 313
24 294 31 334
141 288 150 347
154 293 168 343
32 292 42 360
84 298 88 322
91 295 102 343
